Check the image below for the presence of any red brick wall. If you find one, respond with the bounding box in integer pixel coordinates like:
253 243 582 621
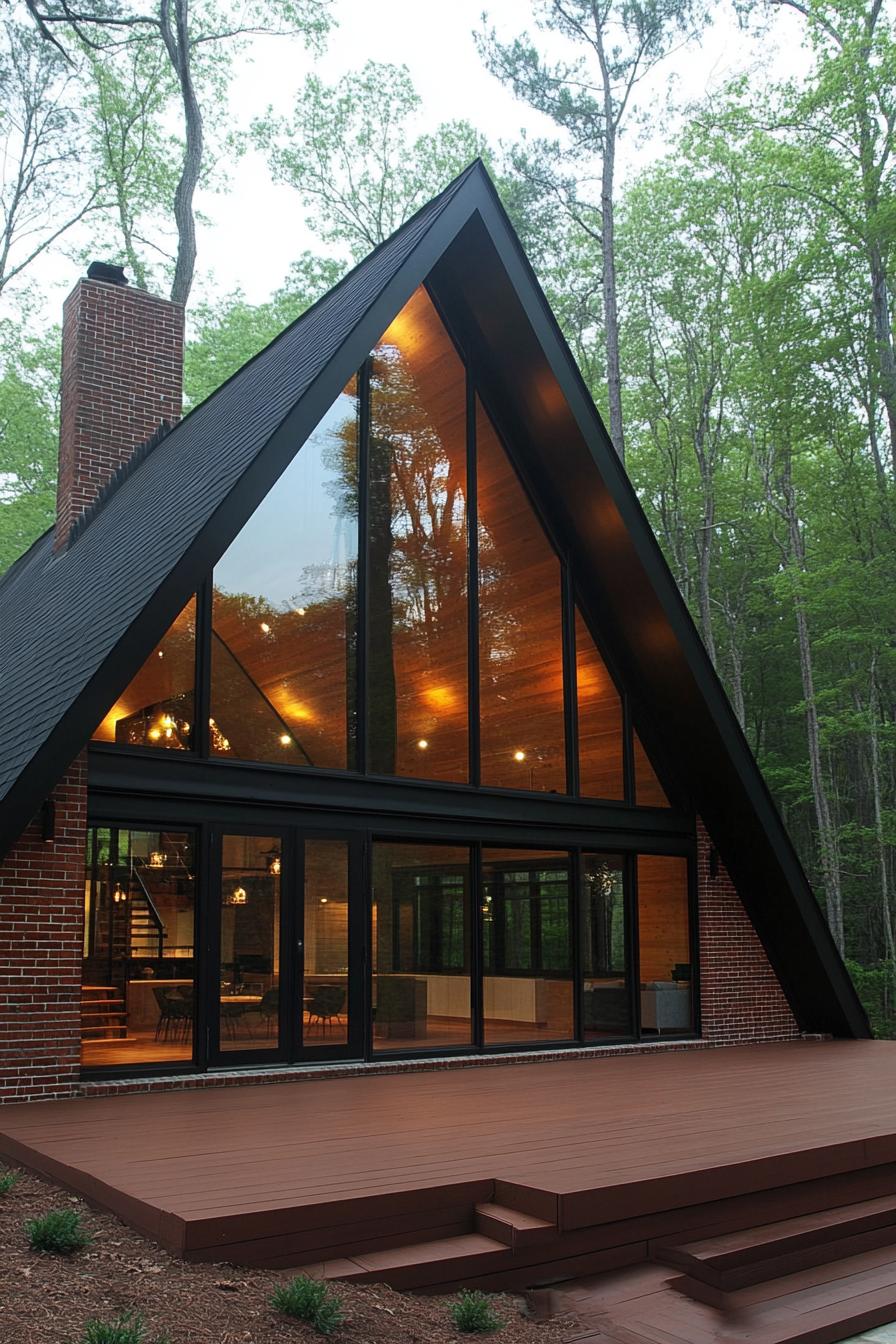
0 755 87 1103
55 278 184 549
696 819 800 1043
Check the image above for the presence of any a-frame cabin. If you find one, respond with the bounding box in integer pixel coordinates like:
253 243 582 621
0 162 868 1100
10 161 896 1341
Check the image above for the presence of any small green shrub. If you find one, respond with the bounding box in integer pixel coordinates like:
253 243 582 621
26 1208 90 1255
80 1315 146 1344
450 1289 503 1333
0 1169 19 1194
78 1315 168 1344
271 1274 344 1334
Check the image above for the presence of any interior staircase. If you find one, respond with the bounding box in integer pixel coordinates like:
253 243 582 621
80 985 129 1042
81 882 165 1047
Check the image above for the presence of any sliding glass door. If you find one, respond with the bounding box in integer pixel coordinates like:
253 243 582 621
209 828 362 1065
82 817 693 1076
212 829 286 1061
371 842 473 1052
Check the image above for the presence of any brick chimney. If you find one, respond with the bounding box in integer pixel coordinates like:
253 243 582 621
55 263 185 550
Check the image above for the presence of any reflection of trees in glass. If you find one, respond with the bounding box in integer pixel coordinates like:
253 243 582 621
210 389 359 769
368 321 468 779
584 860 625 977
476 402 566 791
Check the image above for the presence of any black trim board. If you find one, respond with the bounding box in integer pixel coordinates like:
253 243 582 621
0 161 867 1040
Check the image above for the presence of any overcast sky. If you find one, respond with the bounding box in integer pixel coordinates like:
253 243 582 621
15 0 808 327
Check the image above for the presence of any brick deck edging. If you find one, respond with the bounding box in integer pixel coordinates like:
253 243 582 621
77 1033 830 1099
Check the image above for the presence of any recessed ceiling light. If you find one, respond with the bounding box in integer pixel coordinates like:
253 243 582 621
279 733 291 746
417 738 429 750
513 749 526 762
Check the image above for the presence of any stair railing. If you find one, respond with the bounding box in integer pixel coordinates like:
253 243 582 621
131 865 166 960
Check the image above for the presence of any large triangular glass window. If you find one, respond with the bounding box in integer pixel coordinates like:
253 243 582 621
95 283 673 815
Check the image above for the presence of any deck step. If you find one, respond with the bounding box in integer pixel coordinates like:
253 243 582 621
655 1192 896 1292
574 1246 896 1343
317 1232 511 1289
474 1202 558 1248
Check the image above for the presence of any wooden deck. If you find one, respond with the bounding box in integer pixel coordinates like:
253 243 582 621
3 1040 896 1336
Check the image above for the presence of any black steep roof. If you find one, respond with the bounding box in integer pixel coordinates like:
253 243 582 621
0 160 868 1040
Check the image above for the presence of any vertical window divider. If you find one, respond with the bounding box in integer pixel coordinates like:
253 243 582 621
286 828 302 1060
628 852 642 1040
622 694 635 805
571 848 584 1043
466 373 480 789
86 826 98 960
194 821 213 1072
562 562 579 797
195 578 212 758
109 827 120 987
471 840 484 1050
356 360 371 776
687 846 701 1038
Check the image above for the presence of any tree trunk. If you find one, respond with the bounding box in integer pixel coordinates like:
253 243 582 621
868 654 895 969
868 242 896 477
161 0 202 307
781 474 845 951
594 24 624 462
366 430 397 775
693 384 719 667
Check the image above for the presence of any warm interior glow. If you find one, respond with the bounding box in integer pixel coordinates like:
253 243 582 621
634 731 671 808
478 398 566 793
210 377 359 770
368 286 469 784
576 607 625 799
96 290 632 807
92 597 197 750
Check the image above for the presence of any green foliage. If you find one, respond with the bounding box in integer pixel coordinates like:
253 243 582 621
184 254 343 406
26 1208 90 1255
449 1289 503 1333
0 1169 20 1194
0 316 60 574
270 1275 344 1334
253 59 492 259
845 961 896 1039
79 1314 160 1344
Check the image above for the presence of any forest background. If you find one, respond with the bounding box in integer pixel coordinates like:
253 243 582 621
1 0 894 1029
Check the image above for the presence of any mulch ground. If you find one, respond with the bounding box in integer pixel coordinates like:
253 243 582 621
0 1167 576 1344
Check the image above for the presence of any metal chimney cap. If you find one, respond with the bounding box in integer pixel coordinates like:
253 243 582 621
86 261 128 286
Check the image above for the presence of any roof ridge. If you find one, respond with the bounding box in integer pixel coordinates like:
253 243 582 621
65 419 174 550
172 159 484 425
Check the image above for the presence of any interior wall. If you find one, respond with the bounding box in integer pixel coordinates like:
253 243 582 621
637 853 690 984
